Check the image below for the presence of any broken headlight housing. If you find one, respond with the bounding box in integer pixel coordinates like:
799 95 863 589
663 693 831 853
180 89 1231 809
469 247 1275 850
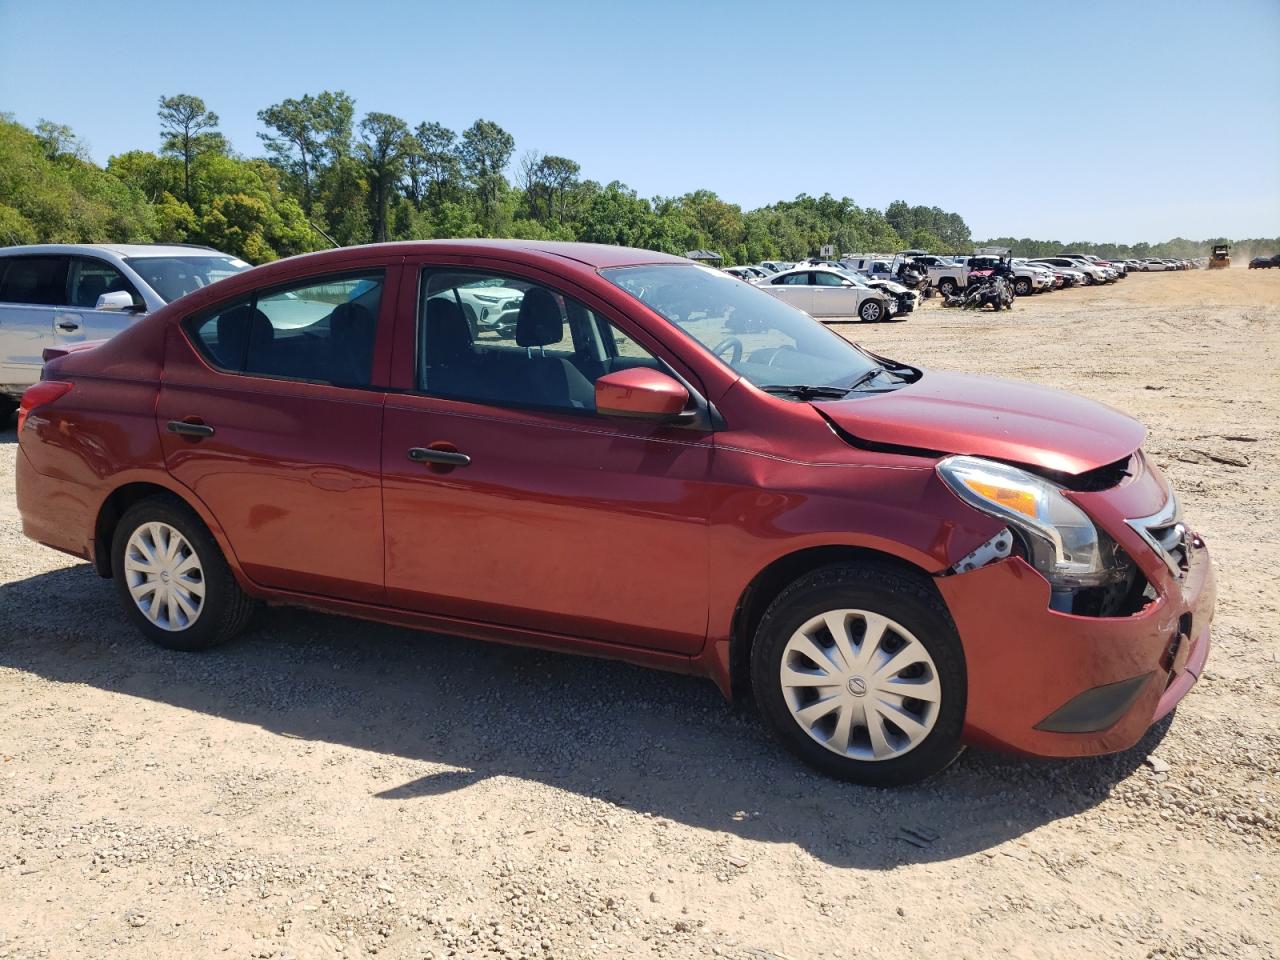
937 456 1129 605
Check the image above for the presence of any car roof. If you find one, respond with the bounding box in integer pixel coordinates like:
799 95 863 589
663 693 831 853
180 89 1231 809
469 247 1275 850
0 243 226 258
266 240 691 273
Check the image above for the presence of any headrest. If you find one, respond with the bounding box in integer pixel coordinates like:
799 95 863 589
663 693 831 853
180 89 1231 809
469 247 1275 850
515 287 564 348
214 304 272 369
424 297 473 364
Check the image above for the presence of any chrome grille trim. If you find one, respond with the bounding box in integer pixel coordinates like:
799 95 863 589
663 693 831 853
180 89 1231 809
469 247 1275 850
1126 493 1189 579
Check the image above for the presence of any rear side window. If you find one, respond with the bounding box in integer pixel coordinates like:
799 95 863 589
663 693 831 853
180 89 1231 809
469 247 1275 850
188 271 383 387
0 256 69 306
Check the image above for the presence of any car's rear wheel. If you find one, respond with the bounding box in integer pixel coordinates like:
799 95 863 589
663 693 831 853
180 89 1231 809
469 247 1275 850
859 299 883 323
112 496 256 651
0 397 16 429
750 562 966 786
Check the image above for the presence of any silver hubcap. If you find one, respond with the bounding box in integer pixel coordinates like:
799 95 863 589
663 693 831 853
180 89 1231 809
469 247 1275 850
779 609 941 761
124 522 205 631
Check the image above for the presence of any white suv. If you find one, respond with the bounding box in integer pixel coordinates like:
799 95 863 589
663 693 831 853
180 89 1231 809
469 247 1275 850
0 243 250 419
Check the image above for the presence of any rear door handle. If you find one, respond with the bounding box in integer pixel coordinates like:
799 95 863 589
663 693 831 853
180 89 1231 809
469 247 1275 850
407 446 471 467
167 420 215 438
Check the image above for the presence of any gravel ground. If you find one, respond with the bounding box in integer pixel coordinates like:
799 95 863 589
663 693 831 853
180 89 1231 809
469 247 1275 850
1 268 1277 960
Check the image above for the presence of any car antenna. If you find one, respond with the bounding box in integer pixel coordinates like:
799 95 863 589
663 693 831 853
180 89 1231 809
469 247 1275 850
308 220 341 249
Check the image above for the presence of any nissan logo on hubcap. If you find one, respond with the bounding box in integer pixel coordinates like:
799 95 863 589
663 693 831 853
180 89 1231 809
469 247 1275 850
847 677 867 697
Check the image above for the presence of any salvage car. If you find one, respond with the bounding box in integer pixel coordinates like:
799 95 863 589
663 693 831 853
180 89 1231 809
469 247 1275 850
760 266 894 322
0 243 250 422
16 240 1214 786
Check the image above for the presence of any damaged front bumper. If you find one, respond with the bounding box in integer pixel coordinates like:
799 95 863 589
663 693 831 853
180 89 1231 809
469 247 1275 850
937 537 1214 757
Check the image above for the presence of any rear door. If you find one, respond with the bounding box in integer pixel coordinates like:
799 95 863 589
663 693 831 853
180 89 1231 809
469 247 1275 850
767 272 815 314
157 262 399 603
0 255 69 390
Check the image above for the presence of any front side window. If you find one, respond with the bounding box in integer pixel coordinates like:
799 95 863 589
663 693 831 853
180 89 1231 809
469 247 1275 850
417 269 661 413
0 256 68 306
188 272 383 386
126 255 251 303
68 258 139 309
602 263 881 391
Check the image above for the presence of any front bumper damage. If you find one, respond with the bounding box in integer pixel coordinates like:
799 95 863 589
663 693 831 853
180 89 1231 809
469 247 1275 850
937 536 1214 757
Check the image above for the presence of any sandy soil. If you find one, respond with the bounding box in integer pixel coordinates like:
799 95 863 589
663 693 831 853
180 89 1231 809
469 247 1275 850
1 267 1277 960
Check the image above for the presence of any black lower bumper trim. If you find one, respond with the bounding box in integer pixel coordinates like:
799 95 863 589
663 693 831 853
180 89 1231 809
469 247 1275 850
1034 672 1155 734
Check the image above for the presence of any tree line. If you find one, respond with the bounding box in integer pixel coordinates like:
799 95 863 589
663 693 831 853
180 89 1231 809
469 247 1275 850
1 93 1274 266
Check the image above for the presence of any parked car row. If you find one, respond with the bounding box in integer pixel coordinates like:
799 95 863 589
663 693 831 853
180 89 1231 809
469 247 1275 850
1248 254 1280 269
721 248 1155 318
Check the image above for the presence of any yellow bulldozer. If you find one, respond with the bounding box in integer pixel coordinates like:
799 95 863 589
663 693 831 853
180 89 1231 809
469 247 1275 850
1208 244 1230 269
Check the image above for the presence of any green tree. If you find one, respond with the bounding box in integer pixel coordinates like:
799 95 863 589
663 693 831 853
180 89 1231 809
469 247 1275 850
355 112 412 242
157 94 225 204
257 91 355 213
459 119 515 231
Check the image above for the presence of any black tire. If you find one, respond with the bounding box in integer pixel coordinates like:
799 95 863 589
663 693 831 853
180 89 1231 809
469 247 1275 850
0 397 16 429
859 299 883 323
111 495 256 652
1013 278 1032 296
750 562 966 787
938 278 957 297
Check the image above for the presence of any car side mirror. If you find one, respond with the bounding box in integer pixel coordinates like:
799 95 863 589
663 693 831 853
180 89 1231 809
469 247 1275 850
595 368 690 422
95 291 141 312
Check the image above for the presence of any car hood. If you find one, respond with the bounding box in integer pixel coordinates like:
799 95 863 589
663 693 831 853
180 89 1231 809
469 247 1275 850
818 370 1146 475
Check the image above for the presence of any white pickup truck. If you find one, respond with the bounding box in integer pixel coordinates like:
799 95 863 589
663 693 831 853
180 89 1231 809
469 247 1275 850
926 256 1054 297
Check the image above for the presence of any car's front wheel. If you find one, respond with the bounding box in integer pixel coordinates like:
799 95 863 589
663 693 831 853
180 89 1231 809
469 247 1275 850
112 496 256 651
859 299 884 323
1013 278 1032 296
751 563 966 786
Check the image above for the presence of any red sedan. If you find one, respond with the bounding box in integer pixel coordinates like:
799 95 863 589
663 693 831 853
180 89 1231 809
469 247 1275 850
14 241 1214 786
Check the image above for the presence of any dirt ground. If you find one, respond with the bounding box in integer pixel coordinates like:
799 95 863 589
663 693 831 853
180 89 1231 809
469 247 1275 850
1 268 1277 960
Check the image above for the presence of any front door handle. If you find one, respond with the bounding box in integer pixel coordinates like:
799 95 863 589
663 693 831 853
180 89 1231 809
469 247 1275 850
407 445 471 467
167 419 215 438
57 320 81 331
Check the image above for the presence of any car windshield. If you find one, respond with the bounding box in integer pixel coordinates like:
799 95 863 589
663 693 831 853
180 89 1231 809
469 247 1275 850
125 255 251 302
601 263 881 391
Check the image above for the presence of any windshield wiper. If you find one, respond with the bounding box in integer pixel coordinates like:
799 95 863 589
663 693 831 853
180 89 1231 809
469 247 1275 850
760 384 852 400
843 365 887 392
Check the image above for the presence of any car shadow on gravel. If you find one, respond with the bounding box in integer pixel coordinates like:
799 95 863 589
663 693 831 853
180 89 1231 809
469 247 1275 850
0 563 1172 868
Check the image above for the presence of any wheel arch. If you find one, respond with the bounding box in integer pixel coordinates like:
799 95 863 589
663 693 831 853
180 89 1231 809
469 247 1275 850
92 476 245 586
725 544 941 702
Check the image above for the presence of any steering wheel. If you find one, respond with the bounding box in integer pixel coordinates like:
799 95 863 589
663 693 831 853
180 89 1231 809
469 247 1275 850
765 344 797 367
710 337 743 365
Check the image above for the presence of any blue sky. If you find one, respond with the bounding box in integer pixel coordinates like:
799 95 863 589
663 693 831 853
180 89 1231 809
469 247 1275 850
2 0 1277 241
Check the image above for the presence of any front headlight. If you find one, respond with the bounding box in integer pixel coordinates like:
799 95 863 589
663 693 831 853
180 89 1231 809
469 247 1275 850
937 455 1116 590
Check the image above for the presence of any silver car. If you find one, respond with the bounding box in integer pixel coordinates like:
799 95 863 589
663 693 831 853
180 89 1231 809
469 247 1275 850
0 243 250 416
759 267 893 323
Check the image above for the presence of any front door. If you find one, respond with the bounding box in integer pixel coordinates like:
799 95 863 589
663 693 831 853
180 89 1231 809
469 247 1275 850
809 271 858 317
52 256 148 350
157 264 397 604
380 262 713 654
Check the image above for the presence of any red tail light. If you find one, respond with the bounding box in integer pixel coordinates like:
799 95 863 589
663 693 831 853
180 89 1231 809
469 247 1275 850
17 381 73 433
